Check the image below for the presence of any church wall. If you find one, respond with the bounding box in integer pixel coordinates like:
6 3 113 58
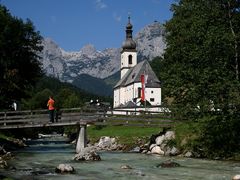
119 87 126 105
121 51 137 78
114 84 162 108
121 51 137 68
113 88 120 108
145 87 162 106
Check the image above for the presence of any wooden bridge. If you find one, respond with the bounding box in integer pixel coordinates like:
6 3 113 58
0 108 174 153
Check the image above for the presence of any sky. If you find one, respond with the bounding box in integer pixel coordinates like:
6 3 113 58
1 0 176 51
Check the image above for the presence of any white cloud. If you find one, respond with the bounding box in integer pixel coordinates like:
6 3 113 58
113 13 122 22
95 0 107 10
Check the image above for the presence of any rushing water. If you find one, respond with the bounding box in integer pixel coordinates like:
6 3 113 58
1 136 240 180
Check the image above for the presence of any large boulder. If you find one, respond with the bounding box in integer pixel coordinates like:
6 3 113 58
165 146 180 156
74 147 101 161
155 135 165 145
94 136 123 151
97 136 115 148
164 131 175 140
55 164 74 174
151 146 164 155
147 130 179 156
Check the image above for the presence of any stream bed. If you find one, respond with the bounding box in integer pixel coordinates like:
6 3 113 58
1 136 240 180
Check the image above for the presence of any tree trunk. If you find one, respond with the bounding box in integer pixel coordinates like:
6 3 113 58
227 1 239 80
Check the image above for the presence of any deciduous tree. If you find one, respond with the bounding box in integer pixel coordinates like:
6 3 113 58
0 5 43 110
161 0 240 117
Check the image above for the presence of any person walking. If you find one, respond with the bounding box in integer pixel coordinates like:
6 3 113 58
47 96 55 123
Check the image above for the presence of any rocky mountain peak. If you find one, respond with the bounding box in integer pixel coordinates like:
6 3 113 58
135 21 166 60
80 44 97 55
39 22 166 84
41 38 62 56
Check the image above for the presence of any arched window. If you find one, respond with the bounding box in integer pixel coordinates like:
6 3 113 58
128 55 132 65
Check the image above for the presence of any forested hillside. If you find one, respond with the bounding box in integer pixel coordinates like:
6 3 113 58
21 76 112 110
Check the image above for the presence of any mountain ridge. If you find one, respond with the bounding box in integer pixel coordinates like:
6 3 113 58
39 21 166 96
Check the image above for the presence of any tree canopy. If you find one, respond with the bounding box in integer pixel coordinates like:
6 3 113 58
0 5 43 110
160 0 240 117
152 0 240 158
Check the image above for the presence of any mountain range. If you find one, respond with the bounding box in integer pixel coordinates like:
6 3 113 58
39 21 166 96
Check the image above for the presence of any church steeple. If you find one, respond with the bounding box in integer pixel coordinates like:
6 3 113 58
120 16 137 79
122 16 136 51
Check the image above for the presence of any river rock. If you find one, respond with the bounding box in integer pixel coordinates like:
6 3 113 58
93 136 123 151
55 164 75 174
97 136 115 148
121 165 132 169
156 160 180 168
151 146 164 155
155 135 165 145
232 175 240 180
184 151 193 158
74 147 101 161
0 160 8 169
149 144 157 150
130 146 141 153
132 170 145 176
165 131 175 140
165 146 180 156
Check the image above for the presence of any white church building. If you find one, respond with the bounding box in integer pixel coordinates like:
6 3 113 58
113 17 162 112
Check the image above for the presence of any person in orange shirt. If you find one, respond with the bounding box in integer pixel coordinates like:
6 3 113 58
47 96 55 123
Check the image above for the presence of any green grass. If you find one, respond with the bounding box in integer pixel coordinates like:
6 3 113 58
0 133 7 139
87 125 163 149
173 121 201 151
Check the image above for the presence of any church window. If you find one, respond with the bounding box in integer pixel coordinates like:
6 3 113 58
128 55 132 64
151 91 154 94
138 88 141 98
150 98 155 102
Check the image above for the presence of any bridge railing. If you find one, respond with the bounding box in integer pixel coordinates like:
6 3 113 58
0 107 175 129
98 109 174 127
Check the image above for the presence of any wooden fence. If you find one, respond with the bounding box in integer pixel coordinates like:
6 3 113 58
0 108 175 129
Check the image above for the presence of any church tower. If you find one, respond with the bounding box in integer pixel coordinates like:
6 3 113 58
120 16 137 79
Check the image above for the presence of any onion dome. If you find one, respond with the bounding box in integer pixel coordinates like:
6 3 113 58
122 16 136 50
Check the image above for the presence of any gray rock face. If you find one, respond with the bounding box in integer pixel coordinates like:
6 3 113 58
39 22 166 83
135 22 166 60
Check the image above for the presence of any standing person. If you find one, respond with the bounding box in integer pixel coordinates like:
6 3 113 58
47 96 55 123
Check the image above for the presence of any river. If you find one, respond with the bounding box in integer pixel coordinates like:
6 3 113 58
0 136 240 180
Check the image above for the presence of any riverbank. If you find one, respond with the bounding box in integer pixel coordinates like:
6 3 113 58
1 122 240 169
0 133 26 169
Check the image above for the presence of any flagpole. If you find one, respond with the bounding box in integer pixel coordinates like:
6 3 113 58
144 71 146 113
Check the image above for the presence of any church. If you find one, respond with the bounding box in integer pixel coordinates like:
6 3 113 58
113 17 162 111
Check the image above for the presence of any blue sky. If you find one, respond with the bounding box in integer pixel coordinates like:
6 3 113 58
1 0 175 51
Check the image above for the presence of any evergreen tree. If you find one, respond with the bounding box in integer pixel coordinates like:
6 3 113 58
0 5 43 110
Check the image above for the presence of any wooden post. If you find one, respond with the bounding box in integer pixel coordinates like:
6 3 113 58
4 112 6 126
76 124 87 154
